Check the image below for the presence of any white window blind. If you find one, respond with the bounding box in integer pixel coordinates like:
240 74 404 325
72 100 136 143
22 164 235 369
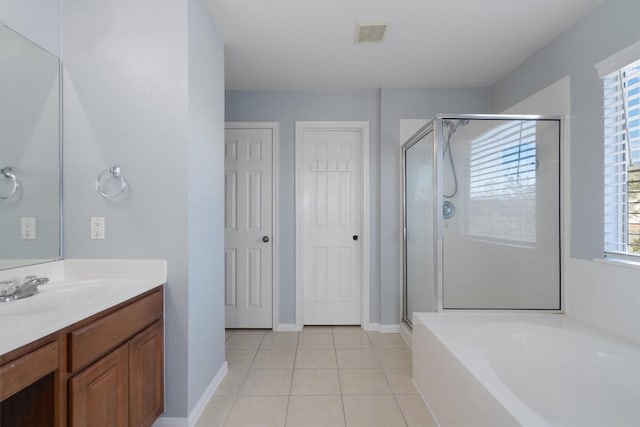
603 58 640 256
467 120 537 243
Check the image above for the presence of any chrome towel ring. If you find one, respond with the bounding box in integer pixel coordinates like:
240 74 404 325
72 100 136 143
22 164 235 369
96 166 127 199
0 167 19 200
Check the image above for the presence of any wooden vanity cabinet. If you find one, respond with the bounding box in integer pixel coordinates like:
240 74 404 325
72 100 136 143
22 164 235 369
0 285 164 427
67 287 164 427
68 321 164 427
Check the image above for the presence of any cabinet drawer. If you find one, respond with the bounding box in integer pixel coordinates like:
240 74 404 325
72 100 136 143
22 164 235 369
68 289 162 373
0 341 58 401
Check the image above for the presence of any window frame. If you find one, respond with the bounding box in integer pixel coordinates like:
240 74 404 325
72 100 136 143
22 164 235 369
601 57 640 258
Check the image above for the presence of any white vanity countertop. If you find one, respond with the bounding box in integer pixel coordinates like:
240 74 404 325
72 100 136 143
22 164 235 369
0 259 167 355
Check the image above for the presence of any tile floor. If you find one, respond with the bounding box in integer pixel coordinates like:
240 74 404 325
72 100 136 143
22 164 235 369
195 326 437 427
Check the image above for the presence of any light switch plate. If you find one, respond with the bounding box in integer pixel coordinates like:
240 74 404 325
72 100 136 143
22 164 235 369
21 217 36 240
90 217 105 240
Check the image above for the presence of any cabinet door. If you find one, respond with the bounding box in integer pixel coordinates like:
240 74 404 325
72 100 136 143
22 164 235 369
69 344 128 427
129 320 164 427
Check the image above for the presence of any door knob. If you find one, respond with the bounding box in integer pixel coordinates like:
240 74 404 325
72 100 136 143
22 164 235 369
262 236 270 243
353 235 358 241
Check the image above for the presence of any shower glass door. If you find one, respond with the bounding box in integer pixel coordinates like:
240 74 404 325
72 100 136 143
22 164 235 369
441 118 561 309
402 125 436 326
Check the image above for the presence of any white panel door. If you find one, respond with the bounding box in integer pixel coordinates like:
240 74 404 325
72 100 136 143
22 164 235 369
225 127 273 328
301 128 362 325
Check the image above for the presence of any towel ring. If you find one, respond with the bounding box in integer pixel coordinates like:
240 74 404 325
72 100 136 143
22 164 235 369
96 166 127 199
0 167 19 200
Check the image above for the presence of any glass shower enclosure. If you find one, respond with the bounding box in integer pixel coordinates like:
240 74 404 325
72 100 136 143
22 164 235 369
402 115 561 327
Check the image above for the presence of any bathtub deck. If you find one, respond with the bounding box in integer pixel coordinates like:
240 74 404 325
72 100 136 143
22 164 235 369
412 312 640 427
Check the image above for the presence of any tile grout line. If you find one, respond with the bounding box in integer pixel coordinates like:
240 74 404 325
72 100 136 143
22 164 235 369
228 331 262 415
372 335 409 427
220 394 237 427
222 330 264 427
391 390 410 427
283 331 300 427
332 328 350 427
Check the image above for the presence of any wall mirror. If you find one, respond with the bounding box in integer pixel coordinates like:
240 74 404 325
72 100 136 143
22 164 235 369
0 24 61 270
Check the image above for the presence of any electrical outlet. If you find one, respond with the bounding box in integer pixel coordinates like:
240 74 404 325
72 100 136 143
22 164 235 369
90 217 105 240
21 217 36 240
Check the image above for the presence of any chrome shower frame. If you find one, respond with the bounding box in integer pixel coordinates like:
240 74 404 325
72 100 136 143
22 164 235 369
401 114 565 328
401 121 435 327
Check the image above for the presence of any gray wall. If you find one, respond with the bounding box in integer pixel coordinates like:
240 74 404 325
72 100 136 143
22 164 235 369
187 0 226 413
0 0 61 57
226 90 381 324
63 0 225 418
491 0 640 260
226 88 491 325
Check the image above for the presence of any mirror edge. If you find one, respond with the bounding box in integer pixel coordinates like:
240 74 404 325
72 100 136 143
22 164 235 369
0 22 63 271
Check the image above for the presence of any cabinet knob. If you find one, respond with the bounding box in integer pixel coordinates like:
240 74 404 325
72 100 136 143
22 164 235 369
262 236 270 243
353 235 358 241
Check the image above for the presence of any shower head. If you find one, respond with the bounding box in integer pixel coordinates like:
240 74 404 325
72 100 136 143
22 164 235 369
444 119 469 135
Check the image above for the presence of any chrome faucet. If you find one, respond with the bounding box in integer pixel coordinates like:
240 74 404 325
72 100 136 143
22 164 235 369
12 276 49 300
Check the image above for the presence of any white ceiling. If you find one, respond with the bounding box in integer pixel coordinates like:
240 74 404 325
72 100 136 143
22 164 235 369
206 0 604 90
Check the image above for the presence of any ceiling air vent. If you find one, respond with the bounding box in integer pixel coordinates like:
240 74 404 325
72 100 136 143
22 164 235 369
354 22 388 43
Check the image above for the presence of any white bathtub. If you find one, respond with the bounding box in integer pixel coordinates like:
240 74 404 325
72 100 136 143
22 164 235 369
412 312 640 427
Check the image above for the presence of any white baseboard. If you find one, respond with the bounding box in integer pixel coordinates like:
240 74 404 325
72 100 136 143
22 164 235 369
187 361 228 425
362 323 401 333
277 323 399 333
153 361 228 427
363 322 380 332
380 324 401 333
276 323 301 332
153 418 186 427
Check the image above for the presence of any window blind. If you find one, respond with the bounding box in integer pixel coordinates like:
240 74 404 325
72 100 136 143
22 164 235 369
467 120 537 243
603 58 640 255
469 120 537 198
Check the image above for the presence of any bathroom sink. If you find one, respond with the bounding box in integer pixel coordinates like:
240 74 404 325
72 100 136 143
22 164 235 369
49 279 102 288
0 284 107 317
46 283 107 298
0 294 70 316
